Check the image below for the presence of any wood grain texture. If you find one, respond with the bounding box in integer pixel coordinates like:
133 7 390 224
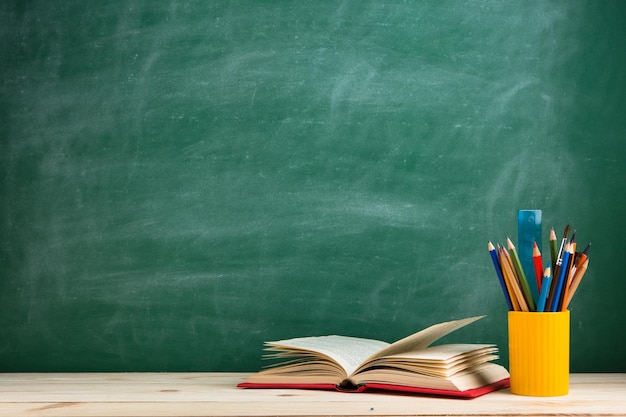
0 373 625 416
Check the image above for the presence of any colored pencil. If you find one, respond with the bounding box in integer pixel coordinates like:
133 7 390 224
564 259 589 309
488 241 513 311
550 242 573 312
536 266 551 312
568 231 577 273
499 246 528 312
497 245 521 311
575 242 591 270
487 225 589 312
569 242 590 289
559 232 577 310
549 227 558 271
532 241 543 291
547 225 570 309
553 224 570 277
507 238 536 311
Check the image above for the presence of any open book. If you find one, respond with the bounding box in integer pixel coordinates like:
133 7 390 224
238 316 510 398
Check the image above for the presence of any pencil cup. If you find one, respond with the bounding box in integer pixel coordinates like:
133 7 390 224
508 310 569 396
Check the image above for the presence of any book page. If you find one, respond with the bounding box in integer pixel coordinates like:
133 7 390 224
352 362 510 392
354 344 498 378
360 316 484 365
380 344 496 362
265 335 389 377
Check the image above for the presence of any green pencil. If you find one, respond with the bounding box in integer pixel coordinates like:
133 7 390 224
507 237 536 311
549 227 558 273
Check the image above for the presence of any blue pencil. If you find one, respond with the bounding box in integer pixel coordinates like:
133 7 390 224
549 243 572 312
488 241 513 311
536 266 551 312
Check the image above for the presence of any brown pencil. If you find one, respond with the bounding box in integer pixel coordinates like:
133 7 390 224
575 242 591 270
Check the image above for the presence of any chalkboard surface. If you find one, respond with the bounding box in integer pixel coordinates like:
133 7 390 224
1 1 625 372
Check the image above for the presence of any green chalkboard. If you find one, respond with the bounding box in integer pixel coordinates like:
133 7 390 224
1 1 625 372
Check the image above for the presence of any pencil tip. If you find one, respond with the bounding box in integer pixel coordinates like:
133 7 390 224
564 224 570 238
550 228 557 239
533 242 541 255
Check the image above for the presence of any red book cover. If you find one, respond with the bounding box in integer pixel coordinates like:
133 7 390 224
237 377 510 399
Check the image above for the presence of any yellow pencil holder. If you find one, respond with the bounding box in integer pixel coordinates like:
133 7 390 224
508 310 570 396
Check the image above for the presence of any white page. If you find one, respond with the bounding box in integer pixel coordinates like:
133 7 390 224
267 335 389 376
362 316 485 363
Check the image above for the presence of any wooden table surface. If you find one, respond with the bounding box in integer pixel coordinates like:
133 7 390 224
0 373 625 417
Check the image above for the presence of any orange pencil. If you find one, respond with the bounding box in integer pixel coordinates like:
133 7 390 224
568 232 577 274
496 245 520 311
568 242 590 291
507 238 535 311
498 247 522 311
567 242 590 298
499 247 528 312
564 259 589 309
561 265 577 311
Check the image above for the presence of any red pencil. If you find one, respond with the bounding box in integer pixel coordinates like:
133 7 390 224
532 242 543 292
